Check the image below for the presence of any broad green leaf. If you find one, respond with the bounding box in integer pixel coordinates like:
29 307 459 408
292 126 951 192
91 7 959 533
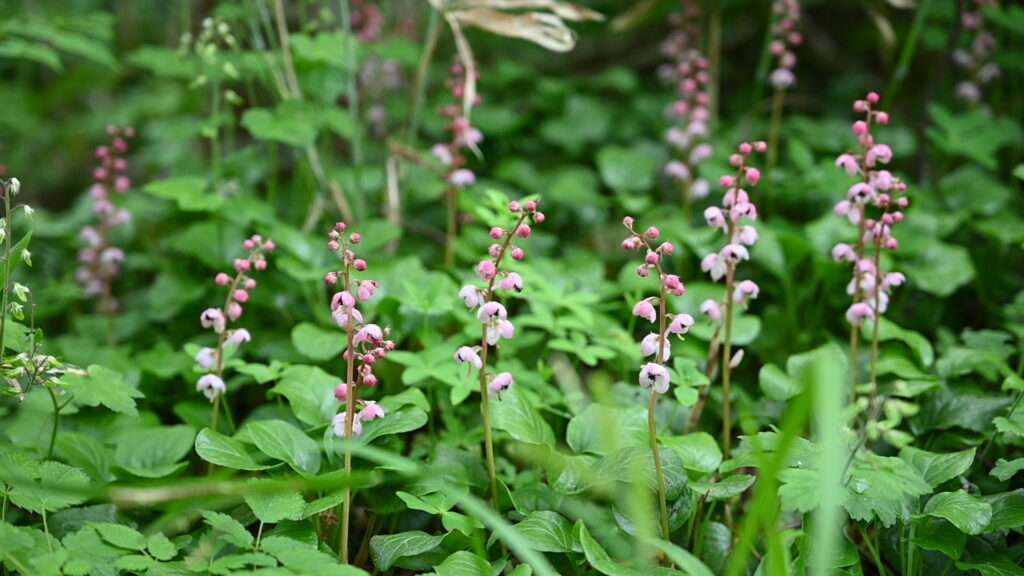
0 520 34 554
645 537 715 576
143 176 222 212
903 242 975 298
923 490 992 535
912 516 965 560
512 511 578 553
370 531 446 571
434 550 491 576
194 428 273 471
577 521 676 576
491 388 555 447
269 365 340 427
992 458 1024 481
661 432 722 474
844 453 931 527
985 490 1024 531
360 407 429 444
899 447 975 488
596 144 661 193
9 462 89 513
60 365 143 416
759 363 799 401
90 522 146 551
567 404 646 455
247 420 321 475
114 425 195 478
291 322 345 361
691 474 755 500
201 511 254 549
244 487 305 524
862 317 935 367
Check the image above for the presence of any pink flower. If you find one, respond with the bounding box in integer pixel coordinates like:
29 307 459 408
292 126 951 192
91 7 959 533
196 347 217 370
668 313 695 335
332 291 356 310
490 227 504 239
516 224 532 238
455 346 483 370
845 302 874 326
721 243 750 263
866 144 892 166
882 272 906 290
485 320 515 346
431 144 453 165
354 259 367 272
215 273 231 286
334 383 348 401
734 280 760 303
333 306 364 328
641 333 671 362
200 308 226 334
500 272 523 292
477 260 497 281
835 153 859 175
332 412 362 437
770 68 795 89
664 274 685 296
848 183 875 203
639 363 670 394
701 253 726 281
359 401 386 421
511 247 525 261
704 207 727 231
738 226 758 246
489 372 514 397
665 161 690 181
459 285 481 309
701 299 722 321
233 289 249 303
196 374 226 401
357 280 378 301
477 301 508 323
745 167 762 186
226 329 251 347
633 300 657 323
355 324 384 346
449 169 476 188
832 243 856 262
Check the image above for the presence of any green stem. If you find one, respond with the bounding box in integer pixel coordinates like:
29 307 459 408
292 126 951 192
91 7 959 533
406 8 440 144
339 0 365 218
649 275 671 542
211 79 222 182
857 523 886 576
339 265 357 563
885 0 934 104
766 88 785 175
256 521 265 548
722 264 736 458
445 186 458 269
45 385 61 460
0 187 13 365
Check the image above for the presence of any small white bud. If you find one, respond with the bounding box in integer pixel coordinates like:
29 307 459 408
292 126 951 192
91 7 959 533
21 250 31 266
13 283 29 303
8 178 20 196
729 349 745 369
22 205 33 217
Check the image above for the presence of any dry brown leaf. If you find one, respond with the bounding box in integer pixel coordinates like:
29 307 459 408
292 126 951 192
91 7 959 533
449 8 579 52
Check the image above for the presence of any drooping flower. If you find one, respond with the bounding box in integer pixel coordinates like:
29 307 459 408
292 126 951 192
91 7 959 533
633 300 657 323
454 346 483 370
196 374 226 401
639 363 671 394
489 372 514 397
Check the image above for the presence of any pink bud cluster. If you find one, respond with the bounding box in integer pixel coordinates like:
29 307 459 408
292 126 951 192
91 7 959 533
622 217 694 394
455 200 543 397
325 222 395 436
660 0 713 202
76 126 135 313
351 0 384 43
196 235 274 401
768 0 802 90
954 0 1000 105
432 62 483 189
699 141 766 322
832 93 909 326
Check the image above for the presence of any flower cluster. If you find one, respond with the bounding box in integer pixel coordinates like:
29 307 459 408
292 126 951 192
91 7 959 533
660 0 713 204
954 0 1000 106
455 200 544 397
76 126 135 313
432 61 483 190
621 218 694 394
325 222 395 437
768 0 802 90
351 0 384 43
195 235 274 401
832 93 909 327
699 141 766 324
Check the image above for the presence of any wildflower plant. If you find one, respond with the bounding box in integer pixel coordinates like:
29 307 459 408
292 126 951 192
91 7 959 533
765 0 801 170
76 126 134 316
621 216 693 541
195 234 274 431
691 141 766 456
455 199 543 508
832 92 909 401
323 221 394 563
433 61 483 268
954 0 1000 107
661 0 713 212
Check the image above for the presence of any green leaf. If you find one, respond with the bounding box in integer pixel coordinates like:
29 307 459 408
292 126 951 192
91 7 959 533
0 232 32 293
844 453 931 527
115 555 154 571
269 365 340 427
261 535 368 574
923 490 992 535
201 510 254 548
246 419 321 475
645 537 715 576
661 432 722 474
863 317 935 367
90 522 146 551
244 487 306 524
291 322 345 361
512 511 578 553
60 365 143 416
985 490 1024 531
359 407 429 444
0 520 34 554
370 531 446 571
567 404 647 455
992 458 1024 481
691 474 755 500
596 144 661 193
434 550 491 576
912 516 965 560
9 461 89 513
491 388 555 447
899 447 975 488
903 242 975 298
577 521 675 576
759 363 800 401
143 176 222 212
194 428 273 471
114 425 195 478
0 38 62 70
146 533 177 561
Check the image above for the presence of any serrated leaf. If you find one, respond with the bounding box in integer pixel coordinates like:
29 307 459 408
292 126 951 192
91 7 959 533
9 462 90 513
992 458 1024 482
244 487 305 524
146 532 177 560
60 365 143 416
201 510 254 549
91 522 146 550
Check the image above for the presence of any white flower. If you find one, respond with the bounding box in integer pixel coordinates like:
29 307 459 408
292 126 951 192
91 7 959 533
196 374 225 401
454 346 483 370
641 333 671 362
196 347 217 370
459 285 481 309
639 363 670 394
226 329 251 348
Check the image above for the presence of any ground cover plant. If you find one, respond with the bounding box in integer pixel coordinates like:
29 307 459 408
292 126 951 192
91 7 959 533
1 0 1024 574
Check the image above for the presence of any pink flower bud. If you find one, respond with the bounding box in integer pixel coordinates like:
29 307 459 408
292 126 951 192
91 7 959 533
511 247 525 261
264 240 276 252
244 239 256 250
746 167 761 186
645 226 660 239
490 227 504 239
334 383 348 400
234 259 251 272
255 260 268 271
867 91 880 104
739 142 753 155
354 259 367 272
623 216 635 228
516 224 532 238
328 240 340 252
233 290 249 303
534 212 546 223
216 273 230 286
350 233 362 244
325 272 338 285
852 121 868 136
364 374 378 387
875 112 889 125
720 175 735 188
477 260 497 280
525 200 538 212
645 251 660 265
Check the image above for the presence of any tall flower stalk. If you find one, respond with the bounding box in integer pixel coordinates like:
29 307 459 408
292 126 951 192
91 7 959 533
694 142 766 457
660 0 713 215
832 92 908 401
455 199 543 508
621 217 694 541
0 176 24 366
196 235 274 433
76 126 135 318
433 61 483 269
765 0 801 171
324 222 394 563
954 0 1000 107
